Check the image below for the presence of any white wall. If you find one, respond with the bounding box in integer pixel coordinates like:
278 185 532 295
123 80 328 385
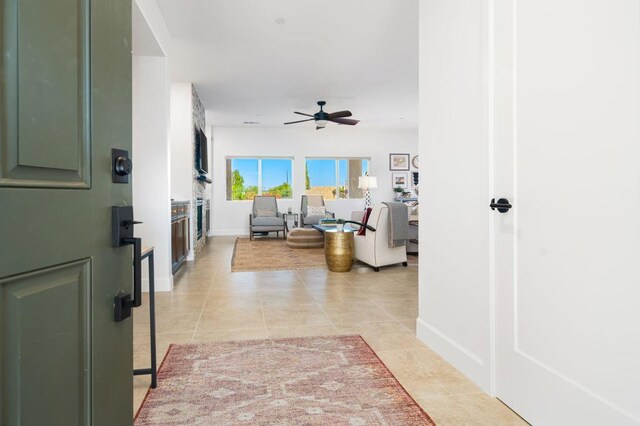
170 83 193 203
132 56 172 292
211 127 418 235
132 1 173 292
417 0 493 392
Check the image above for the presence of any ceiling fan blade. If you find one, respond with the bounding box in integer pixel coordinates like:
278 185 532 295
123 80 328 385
327 110 352 119
329 117 359 125
284 118 315 125
316 126 325 130
294 111 314 117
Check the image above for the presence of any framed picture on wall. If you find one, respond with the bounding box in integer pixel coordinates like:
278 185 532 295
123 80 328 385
392 172 409 189
389 153 410 171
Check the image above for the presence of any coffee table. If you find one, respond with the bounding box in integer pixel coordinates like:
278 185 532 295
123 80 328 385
311 224 358 233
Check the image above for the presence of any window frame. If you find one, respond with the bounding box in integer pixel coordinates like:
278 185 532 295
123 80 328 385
226 156 294 201
304 157 371 200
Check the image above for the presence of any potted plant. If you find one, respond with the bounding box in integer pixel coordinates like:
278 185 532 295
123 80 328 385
332 186 349 199
393 186 404 194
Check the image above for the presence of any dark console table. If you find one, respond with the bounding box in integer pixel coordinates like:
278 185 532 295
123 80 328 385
171 201 190 274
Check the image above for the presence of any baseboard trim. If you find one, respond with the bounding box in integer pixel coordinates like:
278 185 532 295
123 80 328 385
416 317 490 393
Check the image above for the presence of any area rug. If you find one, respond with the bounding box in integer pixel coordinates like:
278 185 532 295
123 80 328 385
231 237 327 272
135 335 434 425
231 237 418 272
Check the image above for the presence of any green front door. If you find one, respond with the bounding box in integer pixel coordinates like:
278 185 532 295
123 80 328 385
0 0 133 424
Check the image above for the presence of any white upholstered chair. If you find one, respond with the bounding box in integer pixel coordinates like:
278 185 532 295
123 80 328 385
353 205 408 271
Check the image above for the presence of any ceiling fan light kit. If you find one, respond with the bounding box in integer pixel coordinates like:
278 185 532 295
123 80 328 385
284 101 360 130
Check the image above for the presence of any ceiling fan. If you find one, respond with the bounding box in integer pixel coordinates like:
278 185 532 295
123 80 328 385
284 101 360 130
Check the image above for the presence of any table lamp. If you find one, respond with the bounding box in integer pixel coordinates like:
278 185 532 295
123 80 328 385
358 175 378 209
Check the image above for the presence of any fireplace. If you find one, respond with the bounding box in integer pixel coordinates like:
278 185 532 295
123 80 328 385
196 198 203 240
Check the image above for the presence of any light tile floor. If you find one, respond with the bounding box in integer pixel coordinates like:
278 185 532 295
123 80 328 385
133 236 527 425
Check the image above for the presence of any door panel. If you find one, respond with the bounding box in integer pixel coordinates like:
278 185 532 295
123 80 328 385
1 261 91 425
1 0 90 187
0 0 133 424
494 0 640 424
90 0 133 424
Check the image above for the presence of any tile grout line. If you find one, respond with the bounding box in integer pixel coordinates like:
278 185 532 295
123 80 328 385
258 274 271 338
298 269 344 334
190 261 218 343
370 296 418 334
346 277 415 335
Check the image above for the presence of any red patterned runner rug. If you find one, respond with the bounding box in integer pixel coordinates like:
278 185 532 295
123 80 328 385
135 335 435 425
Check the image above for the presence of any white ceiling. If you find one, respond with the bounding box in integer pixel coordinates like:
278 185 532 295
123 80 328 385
155 0 418 129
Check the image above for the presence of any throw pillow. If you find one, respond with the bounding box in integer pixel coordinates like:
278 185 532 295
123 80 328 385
255 208 276 217
307 206 326 216
357 207 373 236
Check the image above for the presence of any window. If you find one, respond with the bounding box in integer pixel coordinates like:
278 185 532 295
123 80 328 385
226 157 293 200
305 158 370 200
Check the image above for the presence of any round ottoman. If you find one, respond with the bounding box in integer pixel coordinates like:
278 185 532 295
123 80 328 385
286 228 324 249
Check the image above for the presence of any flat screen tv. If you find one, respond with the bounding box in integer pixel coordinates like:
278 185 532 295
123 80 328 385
195 127 209 174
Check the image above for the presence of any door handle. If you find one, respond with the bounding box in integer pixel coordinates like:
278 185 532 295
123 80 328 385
123 237 142 309
490 198 512 213
112 206 144 322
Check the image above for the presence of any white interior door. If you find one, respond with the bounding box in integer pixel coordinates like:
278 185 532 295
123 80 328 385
493 1 640 424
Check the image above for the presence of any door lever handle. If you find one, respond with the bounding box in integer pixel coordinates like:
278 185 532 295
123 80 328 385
123 237 142 309
124 220 143 229
490 198 512 213
114 237 142 321
112 206 144 321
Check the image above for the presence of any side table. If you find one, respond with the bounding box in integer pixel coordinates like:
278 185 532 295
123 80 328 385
283 212 299 232
324 230 355 272
312 225 356 272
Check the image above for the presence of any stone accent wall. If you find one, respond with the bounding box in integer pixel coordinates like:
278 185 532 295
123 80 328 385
192 84 207 254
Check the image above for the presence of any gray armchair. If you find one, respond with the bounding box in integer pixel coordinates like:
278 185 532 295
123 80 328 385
300 195 334 227
249 196 286 240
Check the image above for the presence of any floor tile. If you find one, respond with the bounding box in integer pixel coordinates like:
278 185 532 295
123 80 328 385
416 393 527 426
131 236 527 425
263 304 333 327
196 306 265 331
146 292 208 312
203 293 262 310
259 288 317 307
134 309 201 335
192 328 268 342
374 298 419 320
323 302 395 324
266 325 339 338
